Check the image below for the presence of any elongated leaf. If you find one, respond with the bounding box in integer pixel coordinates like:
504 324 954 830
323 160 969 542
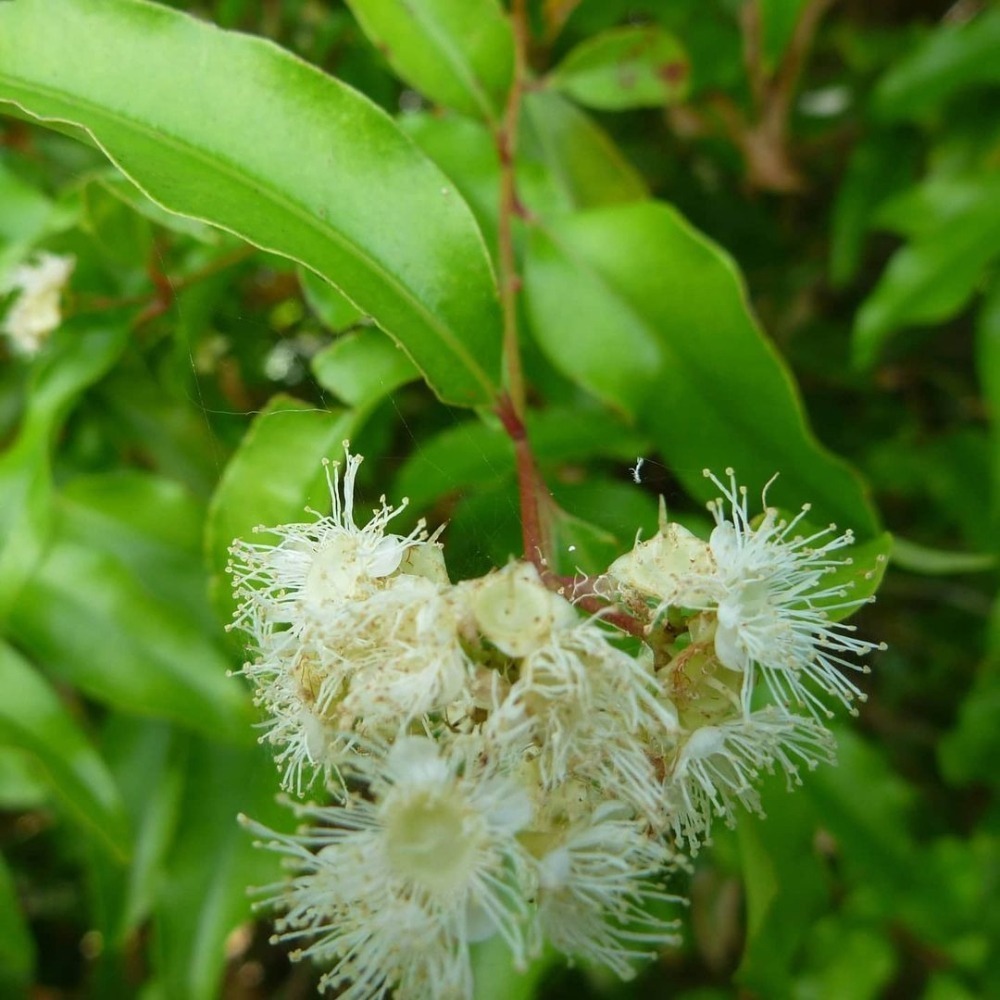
524 202 880 536
153 737 290 1000
312 328 420 410
9 541 253 742
874 8 1000 121
205 396 359 628
853 175 1000 369
0 0 502 406
0 851 35 992
891 537 994 575
522 91 648 209
345 0 514 122
0 322 128 619
0 639 130 858
548 25 690 110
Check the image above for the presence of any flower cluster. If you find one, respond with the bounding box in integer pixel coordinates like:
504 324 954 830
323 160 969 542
229 451 884 998
0 252 75 355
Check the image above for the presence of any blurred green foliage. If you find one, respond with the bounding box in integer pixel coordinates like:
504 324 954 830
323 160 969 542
0 0 997 998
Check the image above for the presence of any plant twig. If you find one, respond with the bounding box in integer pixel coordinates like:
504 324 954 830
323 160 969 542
496 0 529 420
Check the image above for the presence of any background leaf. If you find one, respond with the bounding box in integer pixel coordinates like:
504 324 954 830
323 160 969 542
0 639 130 859
205 395 358 629
524 202 880 536
549 25 690 110
345 0 514 122
0 0 502 406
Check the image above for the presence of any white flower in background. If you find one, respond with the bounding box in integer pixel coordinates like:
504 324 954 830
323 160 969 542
0 252 75 354
535 802 681 979
661 707 836 849
243 738 536 1000
228 448 432 639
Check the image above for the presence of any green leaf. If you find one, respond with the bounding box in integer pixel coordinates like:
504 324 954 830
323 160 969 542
939 667 1000 789
298 265 366 331
0 851 35 992
0 639 130 859
311 328 420 410
735 786 828 995
815 530 892 623
9 540 253 742
976 278 1000 528
394 417 513 514
153 737 290 1000
874 8 1000 121
0 322 128 620
548 26 690 110
853 176 1000 369
0 0 502 406
58 471 219 652
890 537 994 576
521 91 648 209
345 0 514 122
205 395 359 629
524 202 880 536
97 719 184 947
829 129 920 287
399 110 503 248
393 407 649 514
0 158 62 271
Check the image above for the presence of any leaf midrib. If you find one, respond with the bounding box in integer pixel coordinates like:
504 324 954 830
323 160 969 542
0 76 497 399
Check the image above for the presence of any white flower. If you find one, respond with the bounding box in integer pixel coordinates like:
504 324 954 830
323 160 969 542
228 448 431 639
1 252 75 354
243 738 537 1000
662 707 836 849
535 802 681 979
701 470 883 716
476 564 672 822
608 470 884 718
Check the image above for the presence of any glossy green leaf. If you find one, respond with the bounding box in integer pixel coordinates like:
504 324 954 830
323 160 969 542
853 176 1000 369
0 851 35 992
815 530 892 623
312 328 420 410
9 540 253 742
0 747 48 809
874 8 1000 121
399 111 503 247
0 0 502 406
345 0 514 122
524 202 880 536
394 417 513 513
59 471 219 654
548 25 690 110
97 719 184 947
394 407 649 514
521 91 648 209
205 395 358 628
0 639 130 858
0 322 128 619
0 159 61 271
298 265 366 331
153 737 290 1000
